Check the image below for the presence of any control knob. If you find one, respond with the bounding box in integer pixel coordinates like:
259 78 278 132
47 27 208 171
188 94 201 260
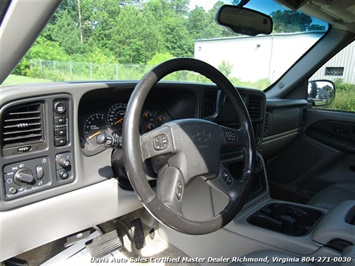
58 158 71 168
14 168 35 185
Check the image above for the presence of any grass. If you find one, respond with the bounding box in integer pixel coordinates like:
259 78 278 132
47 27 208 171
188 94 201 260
1 74 52 86
323 90 355 112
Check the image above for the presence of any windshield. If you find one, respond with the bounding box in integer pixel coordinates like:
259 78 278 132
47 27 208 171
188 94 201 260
2 0 328 90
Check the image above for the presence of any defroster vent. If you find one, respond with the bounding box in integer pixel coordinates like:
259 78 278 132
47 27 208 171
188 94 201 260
2 102 44 148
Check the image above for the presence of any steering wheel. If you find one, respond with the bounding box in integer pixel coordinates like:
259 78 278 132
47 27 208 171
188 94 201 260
122 58 256 235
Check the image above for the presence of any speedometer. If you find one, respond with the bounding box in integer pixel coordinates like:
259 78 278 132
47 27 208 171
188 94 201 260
107 103 127 131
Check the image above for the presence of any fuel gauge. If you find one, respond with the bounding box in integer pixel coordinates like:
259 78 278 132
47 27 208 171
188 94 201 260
145 122 156 132
157 114 166 125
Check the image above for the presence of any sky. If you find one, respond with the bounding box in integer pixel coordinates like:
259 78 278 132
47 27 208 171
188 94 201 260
188 0 327 27
188 0 217 11
188 0 283 15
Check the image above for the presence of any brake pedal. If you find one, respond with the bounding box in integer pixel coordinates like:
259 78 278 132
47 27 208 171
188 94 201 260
85 230 123 258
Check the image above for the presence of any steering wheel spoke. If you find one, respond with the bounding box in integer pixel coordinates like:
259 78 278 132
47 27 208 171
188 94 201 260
206 164 243 200
156 166 185 215
140 126 175 160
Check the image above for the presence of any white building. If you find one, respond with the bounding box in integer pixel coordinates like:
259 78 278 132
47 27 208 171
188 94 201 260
194 31 355 84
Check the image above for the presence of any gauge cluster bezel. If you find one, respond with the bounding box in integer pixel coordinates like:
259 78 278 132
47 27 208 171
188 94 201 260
79 101 172 156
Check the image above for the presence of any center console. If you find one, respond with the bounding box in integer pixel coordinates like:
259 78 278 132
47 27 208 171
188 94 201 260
218 153 355 256
312 200 355 251
248 203 323 237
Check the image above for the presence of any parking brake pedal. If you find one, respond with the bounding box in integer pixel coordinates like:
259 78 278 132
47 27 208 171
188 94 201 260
85 230 123 258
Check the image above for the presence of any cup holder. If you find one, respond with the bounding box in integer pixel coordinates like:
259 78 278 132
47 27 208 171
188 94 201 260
247 203 323 236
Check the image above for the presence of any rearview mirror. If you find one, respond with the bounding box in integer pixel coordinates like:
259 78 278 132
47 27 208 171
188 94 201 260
307 80 336 106
216 5 273 36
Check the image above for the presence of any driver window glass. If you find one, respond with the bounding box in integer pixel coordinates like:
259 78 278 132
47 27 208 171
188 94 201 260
308 40 355 112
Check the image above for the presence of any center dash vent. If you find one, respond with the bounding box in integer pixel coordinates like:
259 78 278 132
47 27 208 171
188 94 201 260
247 95 262 121
203 92 217 117
2 102 44 148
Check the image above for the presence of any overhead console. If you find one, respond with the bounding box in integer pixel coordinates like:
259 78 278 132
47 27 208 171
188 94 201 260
1 95 75 202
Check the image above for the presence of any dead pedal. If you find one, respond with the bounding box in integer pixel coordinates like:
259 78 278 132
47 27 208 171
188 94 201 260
85 230 123 258
131 219 145 250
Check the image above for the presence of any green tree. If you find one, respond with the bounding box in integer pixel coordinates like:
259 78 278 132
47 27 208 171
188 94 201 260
218 60 233 77
169 0 189 15
51 10 81 55
147 52 174 66
188 6 210 39
271 10 324 32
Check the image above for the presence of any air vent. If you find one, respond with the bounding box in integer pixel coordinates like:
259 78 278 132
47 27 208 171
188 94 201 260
247 95 262 121
203 92 217 117
2 102 44 147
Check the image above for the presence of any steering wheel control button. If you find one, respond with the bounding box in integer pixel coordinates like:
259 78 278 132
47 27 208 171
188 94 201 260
225 130 237 142
223 170 233 185
153 134 169 151
35 166 44 180
14 168 35 185
54 102 66 114
176 181 183 200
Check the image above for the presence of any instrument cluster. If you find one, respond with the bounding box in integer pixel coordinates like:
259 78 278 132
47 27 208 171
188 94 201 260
79 102 171 153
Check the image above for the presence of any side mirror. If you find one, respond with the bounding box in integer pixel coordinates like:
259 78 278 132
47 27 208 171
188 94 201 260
216 5 273 36
307 80 336 106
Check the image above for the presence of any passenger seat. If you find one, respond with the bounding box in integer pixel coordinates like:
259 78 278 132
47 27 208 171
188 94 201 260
308 182 355 209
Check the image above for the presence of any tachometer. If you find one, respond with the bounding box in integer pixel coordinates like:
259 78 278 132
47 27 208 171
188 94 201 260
83 113 106 140
107 103 127 131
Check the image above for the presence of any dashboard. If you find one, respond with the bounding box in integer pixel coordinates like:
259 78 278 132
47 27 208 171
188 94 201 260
1 81 266 207
0 81 266 262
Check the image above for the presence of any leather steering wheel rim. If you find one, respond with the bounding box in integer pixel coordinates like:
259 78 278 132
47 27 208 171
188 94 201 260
122 58 256 235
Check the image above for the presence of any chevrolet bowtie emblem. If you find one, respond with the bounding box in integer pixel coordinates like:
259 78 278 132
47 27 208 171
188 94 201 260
192 131 211 142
